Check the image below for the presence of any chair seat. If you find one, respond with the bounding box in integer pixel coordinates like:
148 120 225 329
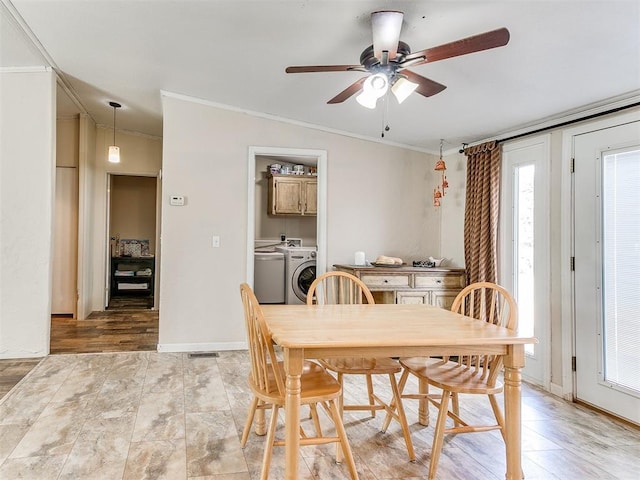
319 357 401 375
249 361 342 406
400 357 503 395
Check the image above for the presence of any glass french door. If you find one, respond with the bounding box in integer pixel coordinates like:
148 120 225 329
501 135 550 386
573 121 640 424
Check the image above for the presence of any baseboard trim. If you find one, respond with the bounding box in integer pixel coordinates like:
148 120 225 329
156 342 247 353
549 382 572 400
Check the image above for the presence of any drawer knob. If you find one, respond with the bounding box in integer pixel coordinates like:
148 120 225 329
436 280 442 284
384 279 389 283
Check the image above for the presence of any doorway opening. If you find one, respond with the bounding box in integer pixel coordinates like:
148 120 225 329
106 174 158 310
246 147 327 299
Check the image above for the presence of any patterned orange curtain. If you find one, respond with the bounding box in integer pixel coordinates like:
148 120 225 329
463 141 501 284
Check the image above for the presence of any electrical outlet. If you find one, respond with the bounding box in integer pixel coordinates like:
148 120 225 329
212 236 220 248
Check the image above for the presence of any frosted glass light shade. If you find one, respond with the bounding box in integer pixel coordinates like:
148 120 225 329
372 11 403 60
108 145 120 163
391 77 419 104
356 73 389 109
356 91 378 109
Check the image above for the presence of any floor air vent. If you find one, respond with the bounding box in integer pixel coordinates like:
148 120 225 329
188 352 219 358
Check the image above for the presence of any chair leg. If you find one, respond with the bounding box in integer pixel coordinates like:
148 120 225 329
428 390 451 480
365 374 376 417
382 368 410 432
452 392 461 427
387 372 416 461
328 398 359 480
241 396 259 447
309 403 323 436
336 372 345 464
260 403 280 480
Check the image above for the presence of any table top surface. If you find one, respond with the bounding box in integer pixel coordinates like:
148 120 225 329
261 304 537 349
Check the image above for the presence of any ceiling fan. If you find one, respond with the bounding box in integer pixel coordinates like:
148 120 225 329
285 11 510 108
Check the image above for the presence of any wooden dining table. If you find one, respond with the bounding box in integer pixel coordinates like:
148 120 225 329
261 302 537 480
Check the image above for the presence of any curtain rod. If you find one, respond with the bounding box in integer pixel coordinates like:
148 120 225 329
462 101 640 151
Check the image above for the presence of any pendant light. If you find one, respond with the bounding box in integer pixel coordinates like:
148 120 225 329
108 101 121 163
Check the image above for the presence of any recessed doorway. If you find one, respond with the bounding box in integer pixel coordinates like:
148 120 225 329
107 174 158 310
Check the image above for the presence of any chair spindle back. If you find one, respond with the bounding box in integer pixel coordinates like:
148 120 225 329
449 282 518 385
240 283 285 396
307 271 375 305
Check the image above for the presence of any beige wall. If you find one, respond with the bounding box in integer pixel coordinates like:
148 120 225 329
159 94 441 351
110 175 157 255
56 117 79 167
439 152 466 268
0 69 56 358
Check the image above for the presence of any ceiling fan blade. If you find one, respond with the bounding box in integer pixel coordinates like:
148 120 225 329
371 10 403 60
327 77 368 104
401 70 447 98
285 65 362 73
403 27 510 66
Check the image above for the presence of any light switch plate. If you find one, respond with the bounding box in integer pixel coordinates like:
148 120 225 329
170 195 185 206
212 236 220 248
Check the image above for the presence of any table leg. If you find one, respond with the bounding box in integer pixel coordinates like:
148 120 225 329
418 377 430 426
284 348 304 480
503 344 525 480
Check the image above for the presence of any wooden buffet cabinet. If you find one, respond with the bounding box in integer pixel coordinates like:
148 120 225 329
268 174 317 216
334 264 466 308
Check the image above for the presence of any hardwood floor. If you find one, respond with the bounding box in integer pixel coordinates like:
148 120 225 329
50 309 158 354
0 358 43 399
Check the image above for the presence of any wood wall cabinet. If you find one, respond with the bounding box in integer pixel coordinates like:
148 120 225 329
268 174 317 216
334 264 466 308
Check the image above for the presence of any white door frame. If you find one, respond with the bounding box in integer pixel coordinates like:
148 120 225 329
561 109 640 399
246 146 327 287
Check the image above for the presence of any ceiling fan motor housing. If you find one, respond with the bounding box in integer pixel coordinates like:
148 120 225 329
360 41 412 69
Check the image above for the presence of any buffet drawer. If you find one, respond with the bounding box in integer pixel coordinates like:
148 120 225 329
361 274 410 288
415 274 466 289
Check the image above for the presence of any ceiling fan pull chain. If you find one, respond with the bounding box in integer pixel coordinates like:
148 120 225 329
381 93 391 138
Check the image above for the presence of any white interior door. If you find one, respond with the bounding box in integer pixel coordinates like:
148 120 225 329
52 166 78 315
574 120 640 424
501 135 551 387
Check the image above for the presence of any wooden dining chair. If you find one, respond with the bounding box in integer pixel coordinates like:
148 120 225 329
387 281 518 479
239 283 358 480
306 271 416 462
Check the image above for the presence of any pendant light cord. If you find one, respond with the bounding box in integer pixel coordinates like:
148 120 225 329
108 101 121 145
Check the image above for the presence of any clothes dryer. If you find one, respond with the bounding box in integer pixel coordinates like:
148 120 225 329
275 246 316 304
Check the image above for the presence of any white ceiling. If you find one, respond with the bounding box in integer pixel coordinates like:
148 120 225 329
2 0 639 152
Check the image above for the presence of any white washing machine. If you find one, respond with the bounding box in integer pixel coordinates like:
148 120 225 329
276 246 317 304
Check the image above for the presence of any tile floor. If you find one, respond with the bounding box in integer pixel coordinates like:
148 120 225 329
0 351 638 479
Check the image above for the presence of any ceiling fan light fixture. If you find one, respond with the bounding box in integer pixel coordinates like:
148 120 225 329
356 91 378 109
371 10 403 60
356 73 389 109
365 73 389 98
391 77 419 104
